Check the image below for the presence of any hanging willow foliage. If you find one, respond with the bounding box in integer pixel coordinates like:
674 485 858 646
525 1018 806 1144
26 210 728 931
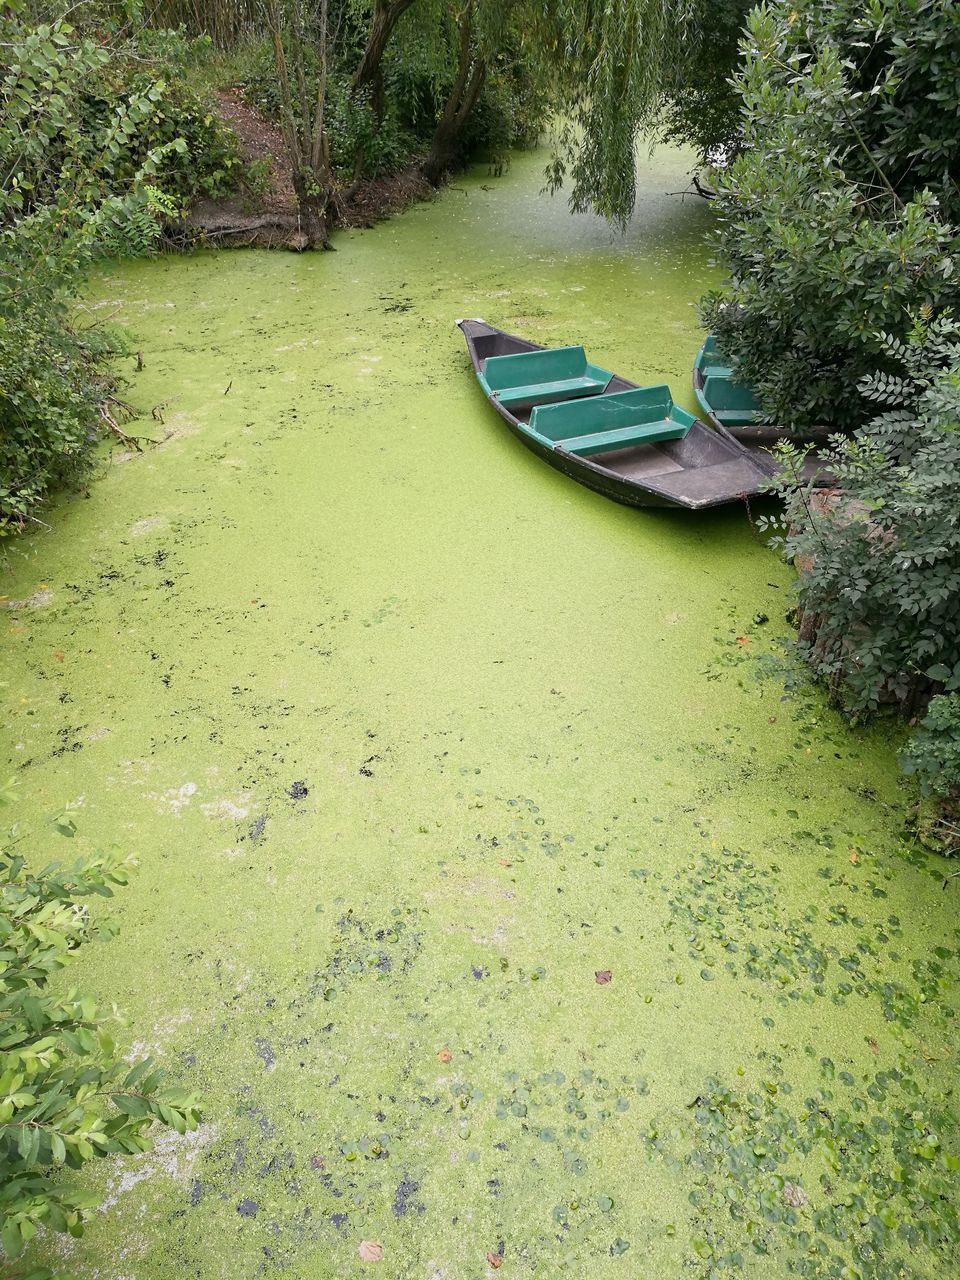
534 0 701 225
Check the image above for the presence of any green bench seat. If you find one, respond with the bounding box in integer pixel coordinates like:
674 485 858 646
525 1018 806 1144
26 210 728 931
559 420 689 455
480 344 612 410
530 383 695 456
714 407 761 425
495 375 608 409
702 374 762 428
697 338 736 381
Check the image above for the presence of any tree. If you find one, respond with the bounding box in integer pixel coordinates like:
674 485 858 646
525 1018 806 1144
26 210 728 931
701 0 960 433
352 0 418 117
409 0 746 209
538 0 743 225
265 0 336 248
0 790 201 1275
651 0 749 172
421 0 489 185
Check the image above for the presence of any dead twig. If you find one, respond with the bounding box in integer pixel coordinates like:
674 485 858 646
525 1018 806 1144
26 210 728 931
667 174 717 200
99 397 154 450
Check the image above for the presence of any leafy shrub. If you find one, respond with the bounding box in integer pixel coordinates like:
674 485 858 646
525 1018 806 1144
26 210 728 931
901 695 960 803
0 790 201 1274
107 73 244 204
0 10 238 532
327 79 418 178
702 0 960 434
0 307 128 531
768 318 960 717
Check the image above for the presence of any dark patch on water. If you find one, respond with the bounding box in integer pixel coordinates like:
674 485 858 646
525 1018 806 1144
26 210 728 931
393 1174 424 1217
254 1036 275 1069
248 814 268 843
236 1198 258 1217
288 779 309 799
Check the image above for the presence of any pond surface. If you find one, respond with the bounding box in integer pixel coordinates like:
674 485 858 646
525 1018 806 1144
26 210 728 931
3 146 958 1278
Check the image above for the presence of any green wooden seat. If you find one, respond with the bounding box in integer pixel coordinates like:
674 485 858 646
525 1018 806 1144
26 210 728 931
530 384 695 456
480 344 612 410
698 334 734 379
702 374 761 427
559 420 690 455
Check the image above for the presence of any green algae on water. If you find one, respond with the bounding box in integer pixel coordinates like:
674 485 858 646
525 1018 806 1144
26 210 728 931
1 144 958 1278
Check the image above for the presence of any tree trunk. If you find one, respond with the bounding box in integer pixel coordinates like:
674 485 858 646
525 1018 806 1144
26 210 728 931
291 169 331 248
353 0 416 115
422 6 486 186
267 0 335 249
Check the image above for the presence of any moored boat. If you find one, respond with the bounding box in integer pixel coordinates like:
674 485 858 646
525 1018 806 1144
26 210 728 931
693 335 834 486
458 319 774 511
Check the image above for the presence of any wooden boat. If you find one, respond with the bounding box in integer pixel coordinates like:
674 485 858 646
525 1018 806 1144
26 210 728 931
693 335 833 486
457 319 774 511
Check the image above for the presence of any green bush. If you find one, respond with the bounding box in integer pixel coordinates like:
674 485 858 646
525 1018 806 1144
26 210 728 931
702 0 960 434
0 789 201 1275
0 310 127 531
101 72 244 204
0 10 241 532
460 53 549 166
901 694 960 804
768 318 960 717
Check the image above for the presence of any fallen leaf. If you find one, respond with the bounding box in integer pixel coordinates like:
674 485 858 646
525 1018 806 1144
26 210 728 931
53 649 65 662
487 1253 503 1269
735 635 749 646
358 1240 383 1262
595 970 612 985
867 1038 879 1055
496 857 511 867
849 851 858 865
436 1047 452 1063
782 1181 809 1209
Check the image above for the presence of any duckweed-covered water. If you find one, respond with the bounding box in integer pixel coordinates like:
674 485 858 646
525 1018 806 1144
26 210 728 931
3 146 959 1279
